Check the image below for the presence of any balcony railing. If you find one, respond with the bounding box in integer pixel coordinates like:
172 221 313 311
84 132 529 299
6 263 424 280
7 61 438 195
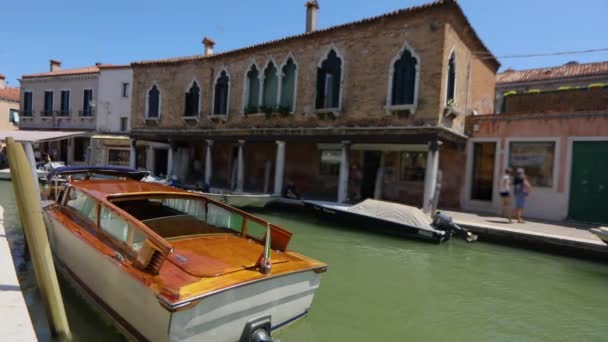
41 110 55 117
78 108 95 117
58 109 71 117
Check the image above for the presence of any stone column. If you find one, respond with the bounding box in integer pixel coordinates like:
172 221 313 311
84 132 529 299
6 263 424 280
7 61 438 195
373 152 385 200
423 140 441 213
204 140 213 185
337 141 350 203
273 140 286 195
129 139 137 169
23 142 42 196
236 140 245 192
167 144 174 178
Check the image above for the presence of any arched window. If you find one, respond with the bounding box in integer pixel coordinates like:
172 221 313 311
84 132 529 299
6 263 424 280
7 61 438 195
245 64 260 110
146 83 160 119
446 51 456 106
262 61 278 109
280 58 297 112
213 71 229 115
390 46 418 106
184 80 200 117
315 49 342 110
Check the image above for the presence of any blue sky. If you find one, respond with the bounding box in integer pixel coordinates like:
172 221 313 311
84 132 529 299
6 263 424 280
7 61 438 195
1 0 607 86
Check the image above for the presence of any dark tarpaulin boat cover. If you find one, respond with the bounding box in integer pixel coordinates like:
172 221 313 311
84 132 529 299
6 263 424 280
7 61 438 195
347 199 436 231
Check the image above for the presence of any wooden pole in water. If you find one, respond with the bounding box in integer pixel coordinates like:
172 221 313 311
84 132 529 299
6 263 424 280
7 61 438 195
5 137 72 341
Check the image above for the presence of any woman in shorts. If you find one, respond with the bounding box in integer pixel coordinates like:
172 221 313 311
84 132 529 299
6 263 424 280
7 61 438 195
500 168 512 223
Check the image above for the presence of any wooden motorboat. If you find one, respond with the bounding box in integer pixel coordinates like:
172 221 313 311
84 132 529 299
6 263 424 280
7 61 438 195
304 199 476 243
189 190 276 209
590 227 608 245
42 169 327 341
0 168 47 181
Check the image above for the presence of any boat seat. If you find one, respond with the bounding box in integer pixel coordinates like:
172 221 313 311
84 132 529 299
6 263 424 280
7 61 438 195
143 215 226 238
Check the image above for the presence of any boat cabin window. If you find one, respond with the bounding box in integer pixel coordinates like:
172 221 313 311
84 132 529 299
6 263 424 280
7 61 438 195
99 206 146 250
65 188 97 223
111 196 254 240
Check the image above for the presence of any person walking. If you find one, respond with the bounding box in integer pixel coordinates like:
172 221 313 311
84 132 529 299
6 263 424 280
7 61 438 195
512 168 531 223
499 168 512 223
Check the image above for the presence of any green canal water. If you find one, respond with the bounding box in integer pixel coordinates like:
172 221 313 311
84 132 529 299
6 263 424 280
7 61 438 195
1 181 607 341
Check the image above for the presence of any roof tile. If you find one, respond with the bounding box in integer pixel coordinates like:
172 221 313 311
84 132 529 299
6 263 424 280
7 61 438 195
497 61 608 84
0 87 20 102
132 0 498 69
22 66 100 78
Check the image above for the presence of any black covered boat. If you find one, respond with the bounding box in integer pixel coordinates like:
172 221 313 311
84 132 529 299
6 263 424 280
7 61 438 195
304 199 476 243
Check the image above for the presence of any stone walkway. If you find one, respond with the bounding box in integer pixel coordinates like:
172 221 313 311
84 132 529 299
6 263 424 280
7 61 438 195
441 209 608 257
0 205 36 341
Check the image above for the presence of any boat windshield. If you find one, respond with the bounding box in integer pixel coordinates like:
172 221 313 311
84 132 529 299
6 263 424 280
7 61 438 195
111 195 269 241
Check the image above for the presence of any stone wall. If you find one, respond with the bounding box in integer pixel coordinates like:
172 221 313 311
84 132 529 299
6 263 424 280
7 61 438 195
503 87 608 114
131 5 497 136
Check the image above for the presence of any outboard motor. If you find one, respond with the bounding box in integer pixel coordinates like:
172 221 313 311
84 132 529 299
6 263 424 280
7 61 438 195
432 212 477 242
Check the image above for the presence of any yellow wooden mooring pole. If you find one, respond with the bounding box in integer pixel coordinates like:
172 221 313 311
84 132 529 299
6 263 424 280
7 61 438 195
6 137 72 341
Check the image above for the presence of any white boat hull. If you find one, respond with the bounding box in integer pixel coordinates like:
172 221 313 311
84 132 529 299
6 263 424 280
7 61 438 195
45 210 321 341
170 270 321 341
0 168 47 180
590 227 608 245
197 192 275 208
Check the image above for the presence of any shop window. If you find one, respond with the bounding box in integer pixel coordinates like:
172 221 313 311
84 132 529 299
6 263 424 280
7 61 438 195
73 137 90 162
120 117 128 132
315 49 342 110
107 149 130 166
320 150 341 176
122 83 129 98
9 109 19 126
244 65 260 110
82 89 93 116
213 71 229 115
280 58 297 112
146 84 160 119
43 91 53 116
400 151 426 181
509 141 555 187
390 46 418 106
262 61 278 109
445 52 456 106
136 146 147 169
60 90 70 115
23 92 32 116
184 81 200 117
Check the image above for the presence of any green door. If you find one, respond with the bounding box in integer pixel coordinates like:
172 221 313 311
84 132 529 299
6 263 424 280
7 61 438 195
569 141 608 224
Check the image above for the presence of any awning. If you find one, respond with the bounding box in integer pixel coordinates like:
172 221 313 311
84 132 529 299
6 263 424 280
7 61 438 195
0 130 86 143
91 135 130 140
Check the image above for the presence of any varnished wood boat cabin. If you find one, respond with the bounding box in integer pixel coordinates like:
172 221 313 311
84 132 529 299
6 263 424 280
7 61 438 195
43 176 327 341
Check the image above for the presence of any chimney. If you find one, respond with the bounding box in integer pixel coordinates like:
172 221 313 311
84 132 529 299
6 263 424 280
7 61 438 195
202 37 215 56
50 59 62 72
0 74 5 89
305 1 319 33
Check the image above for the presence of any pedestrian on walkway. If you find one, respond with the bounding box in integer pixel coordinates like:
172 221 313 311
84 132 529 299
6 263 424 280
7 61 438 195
513 168 532 223
500 168 512 223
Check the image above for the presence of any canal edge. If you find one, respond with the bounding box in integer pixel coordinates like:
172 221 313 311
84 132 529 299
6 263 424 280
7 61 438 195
0 204 37 341
455 220 608 261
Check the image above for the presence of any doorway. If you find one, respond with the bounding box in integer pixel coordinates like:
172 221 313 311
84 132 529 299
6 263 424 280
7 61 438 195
569 141 608 224
470 142 496 201
360 151 382 199
60 139 68 165
153 148 168 177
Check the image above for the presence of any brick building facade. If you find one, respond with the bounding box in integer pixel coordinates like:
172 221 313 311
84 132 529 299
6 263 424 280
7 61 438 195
129 0 498 209
464 61 608 223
